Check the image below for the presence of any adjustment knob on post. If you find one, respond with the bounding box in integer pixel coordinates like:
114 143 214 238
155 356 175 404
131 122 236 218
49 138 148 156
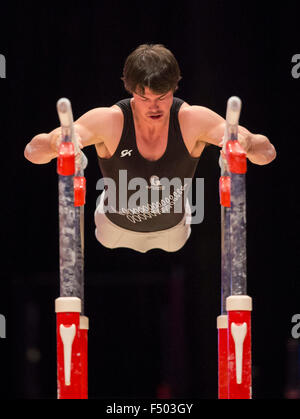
74 176 86 207
57 142 75 176
219 176 231 207
226 141 247 174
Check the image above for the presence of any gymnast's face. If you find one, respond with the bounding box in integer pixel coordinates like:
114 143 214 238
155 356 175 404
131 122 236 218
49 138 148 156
132 87 173 124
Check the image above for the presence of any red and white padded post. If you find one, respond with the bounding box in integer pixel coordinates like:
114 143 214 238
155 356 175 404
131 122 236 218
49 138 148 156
226 295 252 399
217 315 228 399
55 297 86 399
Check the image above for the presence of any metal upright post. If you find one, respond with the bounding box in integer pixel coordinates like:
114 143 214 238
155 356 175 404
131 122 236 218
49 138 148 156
55 98 88 399
225 97 252 399
217 97 252 399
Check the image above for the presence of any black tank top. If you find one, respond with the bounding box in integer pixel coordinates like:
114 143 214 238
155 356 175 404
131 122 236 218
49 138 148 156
97 97 199 232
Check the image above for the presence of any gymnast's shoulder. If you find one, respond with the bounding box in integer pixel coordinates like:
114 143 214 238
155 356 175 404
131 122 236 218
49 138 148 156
74 105 123 148
178 101 225 146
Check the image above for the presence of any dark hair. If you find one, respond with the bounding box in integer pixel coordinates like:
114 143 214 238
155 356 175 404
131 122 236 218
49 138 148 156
122 44 182 95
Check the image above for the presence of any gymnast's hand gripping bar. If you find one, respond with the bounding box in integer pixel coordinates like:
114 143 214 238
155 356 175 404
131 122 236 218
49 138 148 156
57 98 88 176
55 98 89 399
217 96 252 399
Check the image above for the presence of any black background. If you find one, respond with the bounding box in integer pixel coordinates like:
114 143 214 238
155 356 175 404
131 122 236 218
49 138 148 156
0 1 299 399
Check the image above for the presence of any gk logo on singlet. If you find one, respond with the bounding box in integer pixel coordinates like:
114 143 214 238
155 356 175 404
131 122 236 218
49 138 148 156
120 149 133 157
0 314 6 338
0 54 6 78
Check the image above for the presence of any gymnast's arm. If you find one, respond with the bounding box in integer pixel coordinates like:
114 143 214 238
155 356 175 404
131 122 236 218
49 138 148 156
181 105 277 165
24 106 118 164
